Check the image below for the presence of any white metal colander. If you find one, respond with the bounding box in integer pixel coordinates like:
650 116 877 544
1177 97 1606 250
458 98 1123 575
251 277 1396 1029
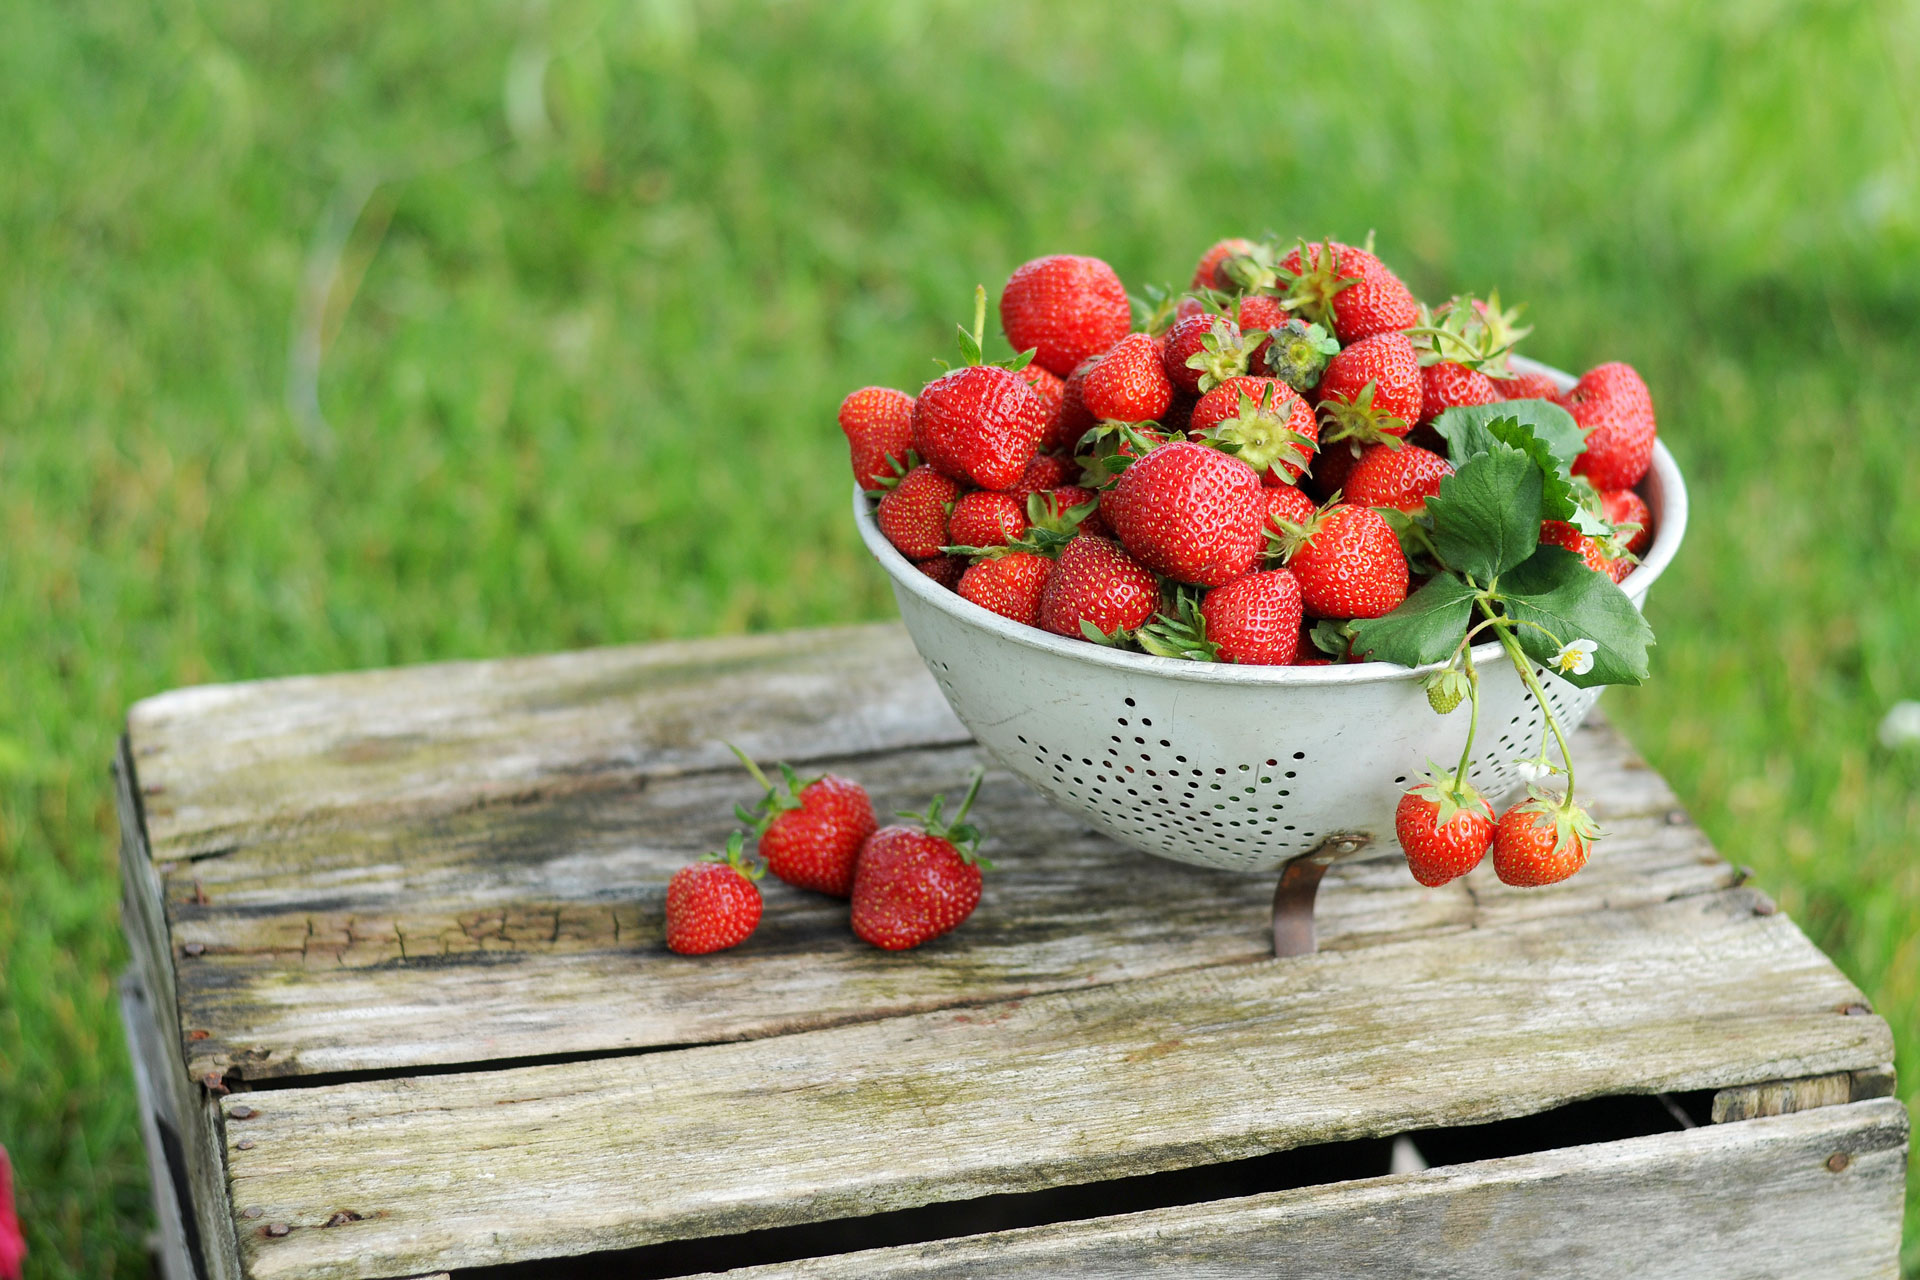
855 358 1688 873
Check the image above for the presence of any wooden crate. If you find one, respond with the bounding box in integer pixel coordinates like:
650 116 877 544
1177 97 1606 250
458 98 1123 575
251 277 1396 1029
115 623 1908 1280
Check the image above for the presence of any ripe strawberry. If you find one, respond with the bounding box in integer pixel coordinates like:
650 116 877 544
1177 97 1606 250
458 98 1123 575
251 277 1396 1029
1191 237 1258 291
876 465 958 559
1539 519 1610 575
916 554 966 588
1492 794 1600 886
0 1147 22 1280
1001 451 1074 502
958 551 1055 626
1276 240 1415 342
731 747 876 897
1559 362 1657 490
1037 534 1159 641
1000 255 1132 377
1307 438 1366 501
1018 363 1067 451
1326 272 1420 343
1345 443 1454 512
838 386 917 491
1188 376 1319 484
1600 488 1652 555
1271 501 1409 619
665 833 764 955
1103 441 1266 587
1078 332 1175 423
948 490 1030 549
1235 294 1290 369
1162 311 1258 395
1262 483 1317 532
1203 570 1304 665
1052 356 1101 452
851 771 990 950
1395 770 1496 887
913 363 1047 490
1316 331 1425 448
1490 368 1561 401
1417 361 1501 426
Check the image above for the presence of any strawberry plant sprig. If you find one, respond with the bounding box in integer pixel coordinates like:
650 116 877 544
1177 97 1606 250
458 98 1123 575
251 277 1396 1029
1348 399 1655 885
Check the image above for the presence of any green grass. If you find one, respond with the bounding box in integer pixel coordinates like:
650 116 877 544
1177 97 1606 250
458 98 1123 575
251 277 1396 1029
3 0 1917 1272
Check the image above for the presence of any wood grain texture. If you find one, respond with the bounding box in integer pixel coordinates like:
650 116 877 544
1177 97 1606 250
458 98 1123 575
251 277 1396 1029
218 892 1891 1280
703 1100 1911 1280
128 624 968 860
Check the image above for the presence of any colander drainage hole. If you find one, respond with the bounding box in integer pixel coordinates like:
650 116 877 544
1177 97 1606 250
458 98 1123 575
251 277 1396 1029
1395 775 1407 784
1124 697 1136 706
1292 751 1306 760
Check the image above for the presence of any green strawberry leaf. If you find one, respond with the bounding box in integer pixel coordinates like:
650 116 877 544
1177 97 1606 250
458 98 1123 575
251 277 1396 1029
1483 417 1584 523
1433 399 1585 468
1349 572 1476 667
1424 442 1542 582
1497 545 1655 687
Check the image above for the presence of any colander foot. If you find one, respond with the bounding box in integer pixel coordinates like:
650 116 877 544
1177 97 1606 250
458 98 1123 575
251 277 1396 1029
1271 832 1373 957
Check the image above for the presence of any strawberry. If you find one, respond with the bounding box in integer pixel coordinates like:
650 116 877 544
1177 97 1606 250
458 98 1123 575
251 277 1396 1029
1162 311 1259 395
1003 451 1075 502
916 554 966 588
1316 331 1425 448
947 490 1030 549
1103 441 1266 587
1492 793 1600 886
838 386 917 491
665 832 764 955
1395 770 1496 887
1306 438 1366 501
1000 255 1132 377
1262 483 1317 532
1037 534 1159 642
1600 488 1652 555
913 289 1049 489
1417 361 1501 426
1188 376 1319 484
731 747 876 897
1018 363 1068 452
876 464 958 559
1271 501 1409 619
1074 420 1169 489
1078 332 1175 423
1345 443 1454 512
1235 294 1290 369
0 1148 20 1280
1325 272 1421 343
1539 519 1610 575
851 771 990 950
1490 368 1561 401
1201 570 1303 665
1052 356 1101 452
1559 362 1657 490
1276 239 1416 342
1261 317 1341 394
1191 237 1258 291
958 551 1055 626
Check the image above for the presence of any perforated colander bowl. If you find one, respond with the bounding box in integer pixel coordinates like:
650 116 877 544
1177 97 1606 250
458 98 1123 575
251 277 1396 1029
854 358 1688 872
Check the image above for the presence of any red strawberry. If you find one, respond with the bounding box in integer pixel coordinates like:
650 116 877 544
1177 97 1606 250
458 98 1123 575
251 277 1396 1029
916 554 966 588
958 551 1055 626
1600 488 1652 555
948 490 1030 549
1235 294 1290 368
1263 484 1317 532
1037 534 1159 641
1345 443 1454 512
1000 255 1132 377
1189 376 1320 484
876 465 958 559
0 1148 21 1280
1162 311 1257 395
1018 363 1067 451
1316 331 1425 447
731 747 876 897
1491 368 1561 401
851 771 990 950
1559 362 1657 490
1202 570 1304 665
1160 392 1197 437
1078 332 1175 423
665 833 764 954
912 364 1047 490
838 387 917 491
1395 771 1496 887
1276 240 1415 341
1327 272 1420 343
1492 794 1600 886
1307 438 1366 501
1191 237 1258 291
1052 357 1101 452
1417 361 1501 426
1539 519 1610 575
1103 441 1266 587
1272 501 1409 619
1002 451 1075 501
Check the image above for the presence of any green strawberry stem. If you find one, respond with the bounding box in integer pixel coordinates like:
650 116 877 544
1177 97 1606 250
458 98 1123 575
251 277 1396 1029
1484 607 1580 808
1447 645 1483 802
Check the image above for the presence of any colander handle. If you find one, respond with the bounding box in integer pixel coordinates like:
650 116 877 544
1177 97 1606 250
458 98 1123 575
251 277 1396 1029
1271 833 1373 957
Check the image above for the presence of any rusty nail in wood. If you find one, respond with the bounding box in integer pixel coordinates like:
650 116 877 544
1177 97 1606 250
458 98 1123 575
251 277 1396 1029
192 880 209 905
264 1223 290 1238
1826 1152 1851 1173
324 1211 361 1227
202 1072 229 1094
1842 1003 1872 1017
1664 809 1688 825
188 1029 211 1041
235 1139 254 1151
1752 898 1777 916
229 1105 256 1119
182 942 206 956
241 1206 263 1219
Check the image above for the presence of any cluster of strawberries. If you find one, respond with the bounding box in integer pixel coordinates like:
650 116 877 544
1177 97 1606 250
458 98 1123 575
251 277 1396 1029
663 749 989 956
841 236 1657 665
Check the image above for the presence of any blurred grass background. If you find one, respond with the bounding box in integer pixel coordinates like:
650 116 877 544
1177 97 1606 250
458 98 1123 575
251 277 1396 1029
3 0 1917 1272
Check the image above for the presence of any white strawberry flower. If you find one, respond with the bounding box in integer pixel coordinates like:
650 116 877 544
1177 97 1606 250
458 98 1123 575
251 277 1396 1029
1551 638 1598 676
1514 758 1556 783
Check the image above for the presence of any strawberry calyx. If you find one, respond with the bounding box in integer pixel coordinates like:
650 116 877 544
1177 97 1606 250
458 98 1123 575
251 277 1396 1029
1075 420 1168 487
1216 241 1285 293
1318 380 1412 447
1273 237 1363 329
1406 291 1531 374
867 449 923 492
702 830 767 881
1185 317 1264 393
1129 283 1183 336
1264 491 1343 565
895 768 990 864
728 743 816 830
1509 786 1603 852
1136 588 1219 662
1308 617 1356 660
1192 383 1317 478
945 491 1095 560
949 284 1037 373
1262 318 1341 393
1405 764 1489 830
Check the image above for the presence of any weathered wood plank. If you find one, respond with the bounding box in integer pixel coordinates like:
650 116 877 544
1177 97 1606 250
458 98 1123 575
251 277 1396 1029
128 624 968 859
119 974 200 1280
1708 1068 1899 1123
705 1100 1910 1280
218 892 1891 1280
163 725 1732 1085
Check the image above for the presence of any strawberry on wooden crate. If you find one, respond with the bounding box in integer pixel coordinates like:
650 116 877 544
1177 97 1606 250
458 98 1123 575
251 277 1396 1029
851 770 992 951
664 833 765 956
730 746 876 898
